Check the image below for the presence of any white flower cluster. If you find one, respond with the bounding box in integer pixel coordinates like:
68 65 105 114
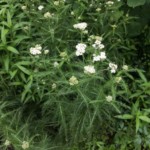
38 5 44 10
54 61 59 67
30 45 49 55
122 65 128 70
115 77 122 83
30 44 42 55
84 65 95 74
73 22 87 31
106 95 113 102
44 12 53 18
22 141 29 149
4 140 10 146
92 39 105 50
106 1 114 6
54 1 60 5
75 43 87 56
69 76 78 85
109 63 118 73
21 5 27 10
52 83 57 89
93 52 106 62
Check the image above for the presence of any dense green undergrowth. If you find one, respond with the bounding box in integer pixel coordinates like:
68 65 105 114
0 0 150 150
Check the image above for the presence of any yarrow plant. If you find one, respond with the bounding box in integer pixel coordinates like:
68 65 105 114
69 76 79 85
29 44 42 55
75 43 87 56
22 141 29 149
109 63 118 73
92 39 105 50
93 52 106 62
0 0 148 150
84 65 96 74
73 22 88 31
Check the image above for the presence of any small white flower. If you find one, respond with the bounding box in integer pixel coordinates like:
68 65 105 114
69 76 79 85
35 44 42 51
93 54 101 62
4 140 10 146
71 11 74 15
30 44 42 55
84 65 96 74
93 52 106 62
96 8 101 12
106 95 113 102
75 43 87 56
38 5 44 10
109 63 118 73
60 51 67 59
95 36 103 41
92 40 105 50
54 1 60 6
115 77 122 83
83 30 88 34
44 49 49 54
30 48 41 55
21 6 27 10
44 12 52 18
52 83 57 89
122 65 128 70
106 1 114 6
73 22 87 31
22 141 29 149
54 62 59 67
100 52 106 60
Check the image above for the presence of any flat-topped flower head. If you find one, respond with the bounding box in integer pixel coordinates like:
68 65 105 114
92 40 105 50
22 141 29 149
30 44 42 55
93 52 106 62
115 77 122 83
21 5 27 10
100 52 106 60
84 65 96 74
93 54 101 62
69 76 78 85
52 83 57 89
106 1 114 6
44 12 52 18
122 65 128 70
4 140 10 146
109 63 118 73
75 43 87 56
73 22 87 31
44 49 49 54
38 5 44 10
54 62 59 67
106 95 113 102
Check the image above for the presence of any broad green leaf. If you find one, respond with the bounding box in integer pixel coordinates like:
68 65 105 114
127 0 146 7
1 27 8 44
115 114 133 120
16 65 31 75
136 69 147 82
7 11 12 27
9 70 18 79
136 117 140 133
7 46 19 54
15 61 31 66
139 116 150 123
